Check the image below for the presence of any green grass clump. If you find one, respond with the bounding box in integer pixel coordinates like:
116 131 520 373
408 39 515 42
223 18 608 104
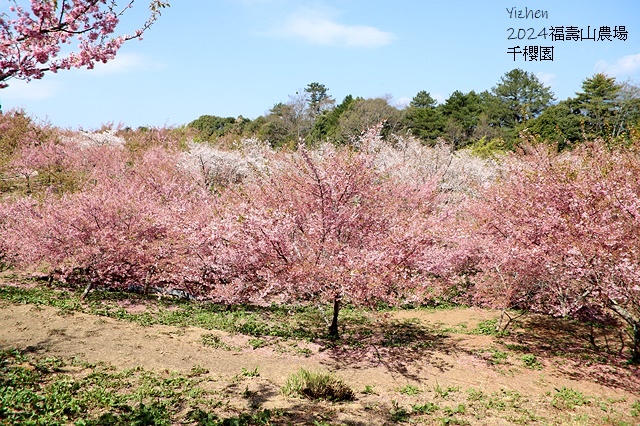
412 401 439 414
551 387 589 410
398 384 422 396
470 319 509 337
521 354 543 370
282 368 354 402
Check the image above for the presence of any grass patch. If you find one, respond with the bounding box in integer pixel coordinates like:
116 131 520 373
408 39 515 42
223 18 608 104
389 400 411 422
398 384 422 396
551 387 589 410
490 349 509 365
201 333 240 352
282 368 355 402
521 354 543 370
470 319 509 337
240 366 260 378
0 281 448 353
0 282 373 343
433 382 460 399
362 385 377 395
412 401 440 414
0 347 265 425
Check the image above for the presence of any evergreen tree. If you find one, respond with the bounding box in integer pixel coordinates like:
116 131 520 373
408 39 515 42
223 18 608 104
309 95 355 144
439 90 484 149
528 100 582 150
402 91 444 144
304 82 334 119
492 68 555 126
575 73 622 139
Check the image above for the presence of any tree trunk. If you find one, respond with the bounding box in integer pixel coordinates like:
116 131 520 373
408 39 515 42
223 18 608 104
80 281 93 300
328 297 341 338
609 302 640 364
631 322 640 364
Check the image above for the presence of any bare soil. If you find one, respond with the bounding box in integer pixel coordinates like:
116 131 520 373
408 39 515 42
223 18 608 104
1 292 639 425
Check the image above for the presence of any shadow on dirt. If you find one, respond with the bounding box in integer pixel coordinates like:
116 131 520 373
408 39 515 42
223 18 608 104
479 314 640 393
318 317 457 382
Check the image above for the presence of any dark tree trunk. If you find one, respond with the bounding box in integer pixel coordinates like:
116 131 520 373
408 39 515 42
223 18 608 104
328 297 341 338
632 322 640 364
609 302 640 364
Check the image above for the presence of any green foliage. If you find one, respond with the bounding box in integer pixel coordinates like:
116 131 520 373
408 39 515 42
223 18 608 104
527 100 582 150
389 400 411 422
440 90 484 149
412 401 440 414
403 91 444 145
304 82 334 118
443 404 466 415
187 408 272 426
362 385 377 395
438 416 470 425
433 383 459 399
551 387 589 410
466 388 485 402
189 365 209 376
528 74 640 148
520 354 542 370
411 90 438 109
575 73 621 139
282 368 355 402
255 103 299 148
492 68 555 126
467 136 509 158
489 350 509 365
0 348 227 425
574 73 640 142
398 384 422 396
335 97 403 143
201 333 239 351
240 366 260 378
82 403 171 425
188 115 248 142
248 338 266 349
470 319 508 337
308 94 355 144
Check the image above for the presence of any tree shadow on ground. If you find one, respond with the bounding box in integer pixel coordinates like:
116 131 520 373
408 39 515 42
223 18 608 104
494 314 640 393
275 400 377 426
224 377 282 410
317 316 457 382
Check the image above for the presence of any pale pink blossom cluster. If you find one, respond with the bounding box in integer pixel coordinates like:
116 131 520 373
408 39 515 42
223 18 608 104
0 0 168 87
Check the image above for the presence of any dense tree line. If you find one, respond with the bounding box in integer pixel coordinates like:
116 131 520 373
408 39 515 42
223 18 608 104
188 69 640 152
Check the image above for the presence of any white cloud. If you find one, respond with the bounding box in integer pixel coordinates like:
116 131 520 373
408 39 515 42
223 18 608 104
2 78 61 101
595 53 640 77
273 11 395 48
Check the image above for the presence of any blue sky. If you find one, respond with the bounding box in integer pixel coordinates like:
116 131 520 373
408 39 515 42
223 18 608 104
2 0 640 129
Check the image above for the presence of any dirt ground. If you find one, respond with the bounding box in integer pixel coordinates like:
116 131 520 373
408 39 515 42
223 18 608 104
1 295 639 425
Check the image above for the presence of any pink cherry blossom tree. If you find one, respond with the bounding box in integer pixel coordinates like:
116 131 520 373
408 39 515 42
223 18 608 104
467 141 640 362
2 140 213 298
0 0 169 87
211 131 449 337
